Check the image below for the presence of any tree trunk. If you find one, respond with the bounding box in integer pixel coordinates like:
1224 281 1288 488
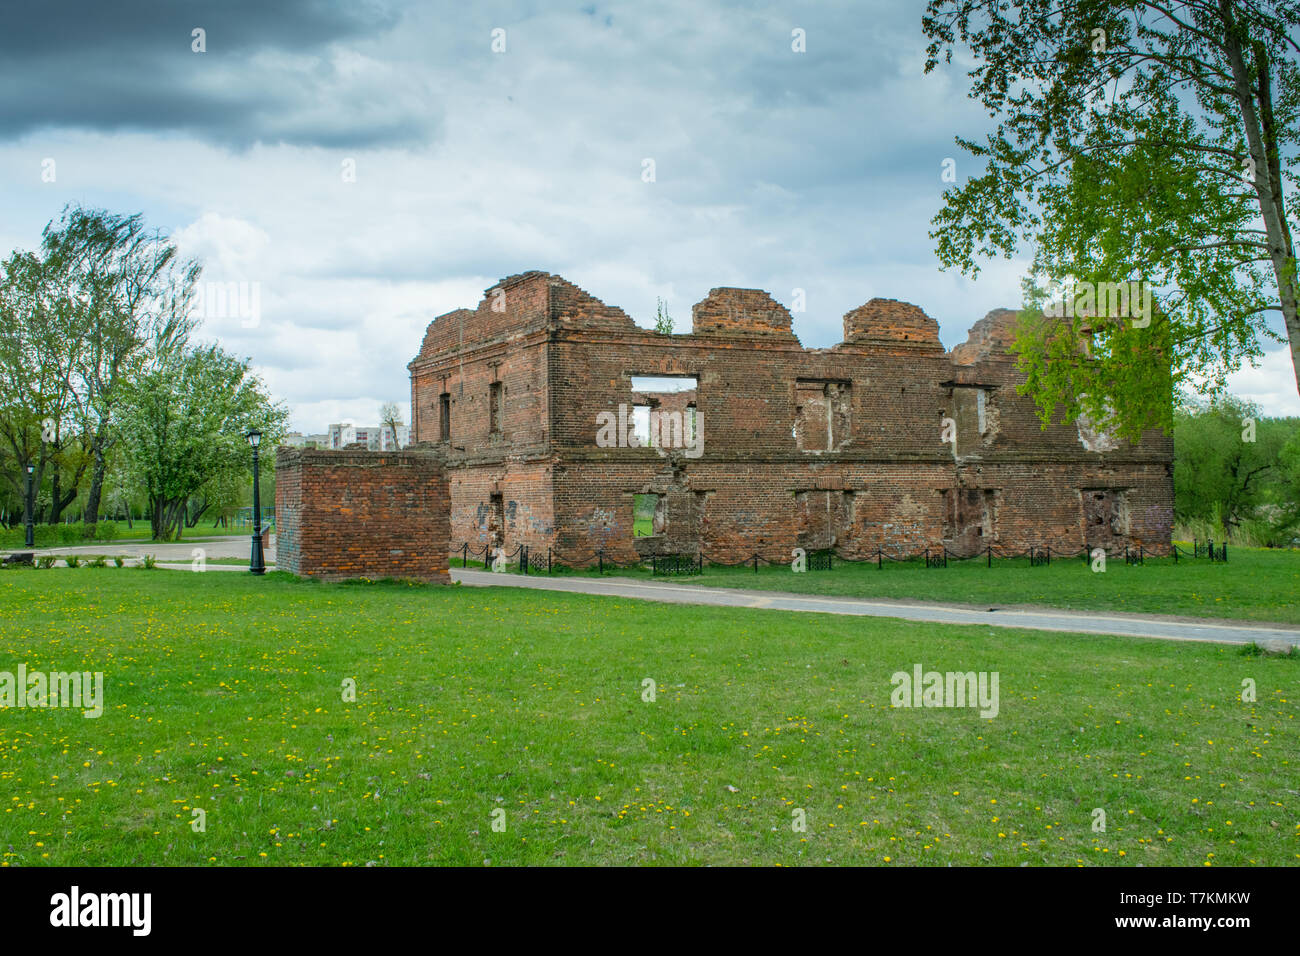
150 496 168 540
186 497 210 528
167 500 186 541
49 484 79 524
83 430 109 528
48 468 62 525
1223 7 1300 396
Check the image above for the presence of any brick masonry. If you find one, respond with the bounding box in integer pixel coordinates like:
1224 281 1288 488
275 446 450 582
408 271 1174 563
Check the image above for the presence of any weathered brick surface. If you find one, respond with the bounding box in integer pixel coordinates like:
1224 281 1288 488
691 287 799 340
407 272 1174 564
951 308 1021 365
842 298 945 352
275 446 449 582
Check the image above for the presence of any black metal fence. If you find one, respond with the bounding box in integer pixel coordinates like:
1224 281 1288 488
650 552 702 576
452 538 1226 575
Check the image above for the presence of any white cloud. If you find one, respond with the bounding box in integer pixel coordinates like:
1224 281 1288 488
1 0 1295 433
1225 348 1300 417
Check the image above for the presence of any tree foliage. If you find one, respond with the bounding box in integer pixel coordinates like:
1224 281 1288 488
43 205 200 527
118 345 286 540
1174 394 1300 541
0 206 200 529
654 297 674 335
0 247 91 522
924 0 1300 440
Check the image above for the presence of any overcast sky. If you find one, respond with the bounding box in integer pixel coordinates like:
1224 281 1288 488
3 0 1296 432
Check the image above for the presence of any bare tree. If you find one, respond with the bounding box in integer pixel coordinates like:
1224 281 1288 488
379 402 404 449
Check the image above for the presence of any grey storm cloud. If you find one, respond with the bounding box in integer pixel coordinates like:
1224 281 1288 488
0 0 968 155
0 0 439 148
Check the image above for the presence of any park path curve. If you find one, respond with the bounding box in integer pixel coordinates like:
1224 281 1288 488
450 568 1300 648
9 539 1295 648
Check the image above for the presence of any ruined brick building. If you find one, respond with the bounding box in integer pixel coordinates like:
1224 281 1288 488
407 271 1173 563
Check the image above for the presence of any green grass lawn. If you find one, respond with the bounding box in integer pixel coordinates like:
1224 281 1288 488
0 568 1295 866
486 546 1300 626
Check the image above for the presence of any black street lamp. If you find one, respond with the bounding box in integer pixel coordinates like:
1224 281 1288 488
246 429 266 575
24 463 34 548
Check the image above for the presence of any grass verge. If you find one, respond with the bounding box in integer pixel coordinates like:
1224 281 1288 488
0 569 1295 866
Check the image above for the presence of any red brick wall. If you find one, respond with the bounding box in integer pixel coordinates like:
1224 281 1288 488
410 273 1174 564
447 462 555 555
275 446 450 582
691 287 799 339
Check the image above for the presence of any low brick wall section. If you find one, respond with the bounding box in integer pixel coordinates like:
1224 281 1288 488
275 446 449 583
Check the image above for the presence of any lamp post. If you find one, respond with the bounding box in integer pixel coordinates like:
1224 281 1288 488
246 429 265 575
24 463 34 548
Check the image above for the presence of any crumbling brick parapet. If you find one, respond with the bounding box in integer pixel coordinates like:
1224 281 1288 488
691 287 799 340
841 298 944 352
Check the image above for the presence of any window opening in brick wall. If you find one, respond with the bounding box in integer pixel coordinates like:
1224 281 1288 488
632 493 664 537
794 380 851 451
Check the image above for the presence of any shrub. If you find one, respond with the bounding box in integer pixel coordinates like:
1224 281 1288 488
0 520 129 550
65 554 80 568
113 555 125 568
1239 640 1295 658
141 554 157 570
37 555 56 569
89 555 107 568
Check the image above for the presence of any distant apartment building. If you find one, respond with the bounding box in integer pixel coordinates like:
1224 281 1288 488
326 422 409 451
283 431 332 449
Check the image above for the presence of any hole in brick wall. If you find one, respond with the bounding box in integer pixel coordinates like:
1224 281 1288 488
950 387 993 449
631 405 652 446
1081 488 1130 543
629 376 699 451
489 382 503 435
632 493 664 537
630 375 697 392
629 404 698 449
794 380 851 452
488 493 504 548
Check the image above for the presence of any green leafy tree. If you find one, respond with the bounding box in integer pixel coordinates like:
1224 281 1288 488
1269 426 1300 540
42 205 200 529
1174 394 1296 534
924 0 1300 440
119 345 286 540
0 248 90 525
0 207 198 531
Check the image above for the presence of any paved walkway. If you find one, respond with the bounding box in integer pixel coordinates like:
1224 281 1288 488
3 535 270 562
450 568 1300 648
3 536 275 570
9 540 1296 648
